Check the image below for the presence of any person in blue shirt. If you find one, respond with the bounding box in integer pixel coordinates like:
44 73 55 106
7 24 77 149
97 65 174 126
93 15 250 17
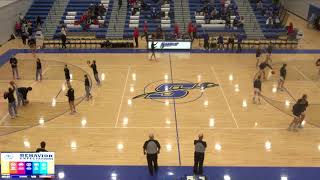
237 33 243 53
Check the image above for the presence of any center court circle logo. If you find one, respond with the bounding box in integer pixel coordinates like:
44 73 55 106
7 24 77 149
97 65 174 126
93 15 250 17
132 79 219 104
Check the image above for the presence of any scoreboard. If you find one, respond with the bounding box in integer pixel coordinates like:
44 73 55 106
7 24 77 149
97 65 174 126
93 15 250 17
1 152 55 179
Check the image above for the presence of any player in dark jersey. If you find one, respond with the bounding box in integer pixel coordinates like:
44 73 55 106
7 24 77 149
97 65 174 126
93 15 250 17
84 74 92 100
66 85 76 114
88 60 101 85
253 75 262 104
258 60 273 80
255 47 262 67
150 40 157 61
64 64 71 87
17 87 32 105
35 58 42 81
288 94 308 131
277 64 287 91
3 82 17 119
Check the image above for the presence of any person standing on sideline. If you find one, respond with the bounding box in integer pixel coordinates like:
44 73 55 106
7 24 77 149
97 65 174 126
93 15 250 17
142 21 148 42
88 60 101 85
10 55 20 79
36 141 48 152
64 64 71 86
66 85 76 114
193 134 207 175
36 58 42 81
133 27 139 48
84 74 92 100
61 27 67 49
143 134 161 176
277 64 287 91
149 40 157 61
3 82 17 119
236 33 243 53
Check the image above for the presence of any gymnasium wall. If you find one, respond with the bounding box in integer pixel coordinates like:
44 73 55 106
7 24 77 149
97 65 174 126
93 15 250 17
0 0 33 45
280 0 320 20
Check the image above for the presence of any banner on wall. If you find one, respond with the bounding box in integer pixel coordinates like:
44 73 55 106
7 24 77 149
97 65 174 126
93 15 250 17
148 41 192 50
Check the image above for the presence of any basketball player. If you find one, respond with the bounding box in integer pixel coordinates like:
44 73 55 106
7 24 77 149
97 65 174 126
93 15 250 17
253 75 262 104
64 64 71 86
66 85 76 114
277 64 287 91
3 81 17 119
10 55 20 79
17 87 32 105
258 59 273 80
255 47 262 67
316 58 320 74
84 74 92 100
150 40 157 61
288 94 308 131
266 43 273 58
36 58 42 81
88 60 100 85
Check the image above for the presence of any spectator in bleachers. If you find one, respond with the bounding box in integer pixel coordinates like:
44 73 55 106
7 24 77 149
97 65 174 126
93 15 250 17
132 2 140 15
217 34 224 50
133 27 139 48
239 16 244 28
225 15 231 29
15 22 21 36
210 8 218 20
256 0 263 11
142 21 148 42
118 0 123 11
205 13 210 24
36 16 42 27
174 24 180 38
266 16 273 28
287 22 294 35
273 14 281 28
98 3 106 20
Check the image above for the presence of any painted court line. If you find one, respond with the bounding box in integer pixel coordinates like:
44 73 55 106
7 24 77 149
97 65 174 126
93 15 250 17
114 66 131 128
210 66 239 128
293 66 320 89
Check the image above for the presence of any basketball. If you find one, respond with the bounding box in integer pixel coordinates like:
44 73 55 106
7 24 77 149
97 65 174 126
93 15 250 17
271 70 275 74
316 60 320 66
9 81 14 86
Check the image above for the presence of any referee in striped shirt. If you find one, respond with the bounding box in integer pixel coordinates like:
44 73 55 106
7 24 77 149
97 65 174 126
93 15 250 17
143 134 161 176
193 134 207 175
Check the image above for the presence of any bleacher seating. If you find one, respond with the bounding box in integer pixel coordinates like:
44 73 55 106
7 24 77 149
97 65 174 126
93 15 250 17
56 0 114 38
123 0 175 38
249 0 287 39
189 0 244 37
24 0 55 30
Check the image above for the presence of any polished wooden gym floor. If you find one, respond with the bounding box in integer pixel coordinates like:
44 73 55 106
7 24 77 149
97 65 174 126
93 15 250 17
0 50 320 168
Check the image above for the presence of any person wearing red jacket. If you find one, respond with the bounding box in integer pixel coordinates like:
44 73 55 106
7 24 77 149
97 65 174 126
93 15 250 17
287 22 294 35
133 27 139 48
142 21 148 42
188 22 193 40
192 24 197 41
174 23 180 38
